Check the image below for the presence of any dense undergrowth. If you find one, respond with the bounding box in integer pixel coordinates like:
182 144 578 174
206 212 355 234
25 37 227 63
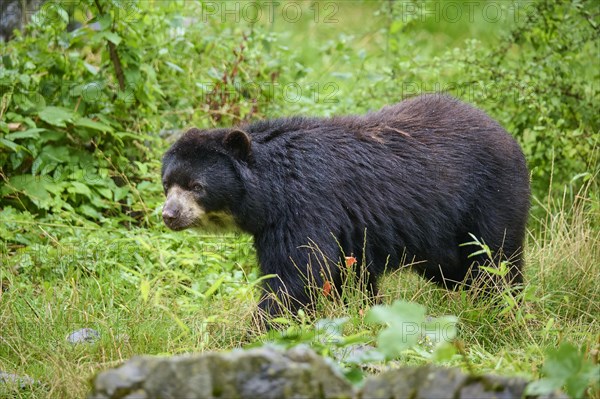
1 0 598 398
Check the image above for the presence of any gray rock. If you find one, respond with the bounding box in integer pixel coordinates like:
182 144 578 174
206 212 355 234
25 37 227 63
89 347 568 399
359 366 463 398
89 345 353 399
67 328 100 344
360 365 568 399
0 371 38 389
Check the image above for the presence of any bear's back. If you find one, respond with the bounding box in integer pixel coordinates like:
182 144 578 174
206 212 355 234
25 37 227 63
243 94 512 147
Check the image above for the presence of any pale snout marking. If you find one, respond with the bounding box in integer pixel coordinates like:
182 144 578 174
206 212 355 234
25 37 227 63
162 185 205 230
162 185 238 232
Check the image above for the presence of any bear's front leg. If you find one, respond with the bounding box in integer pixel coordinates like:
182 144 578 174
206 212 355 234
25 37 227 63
254 227 341 325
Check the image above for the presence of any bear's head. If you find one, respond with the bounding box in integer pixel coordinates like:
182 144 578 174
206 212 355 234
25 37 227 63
161 128 251 231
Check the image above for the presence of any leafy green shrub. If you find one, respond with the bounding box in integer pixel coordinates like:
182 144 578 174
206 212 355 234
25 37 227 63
0 0 163 222
0 1 329 225
257 299 458 384
527 342 599 399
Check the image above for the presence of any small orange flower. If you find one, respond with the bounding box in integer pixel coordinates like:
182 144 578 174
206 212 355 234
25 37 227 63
323 281 332 297
345 256 357 268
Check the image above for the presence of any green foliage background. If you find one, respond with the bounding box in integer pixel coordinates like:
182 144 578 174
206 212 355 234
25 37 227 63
1 0 598 222
0 1 598 397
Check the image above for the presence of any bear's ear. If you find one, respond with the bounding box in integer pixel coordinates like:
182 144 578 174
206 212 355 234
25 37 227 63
223 129 252 161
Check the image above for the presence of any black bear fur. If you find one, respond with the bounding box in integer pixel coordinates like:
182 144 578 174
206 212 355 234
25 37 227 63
161 94 530 316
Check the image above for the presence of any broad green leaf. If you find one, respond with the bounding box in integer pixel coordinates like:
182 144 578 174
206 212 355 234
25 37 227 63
526 342 600 398
134 161 148 175
38 130 65 144
377 327 418 358
423 315 459 342
68 182 93 198
95 187 113 200
38 106 76 127
78 204 102 219
389 20 403 34
96 14 112 30
114 186 130 202
116 132 141 140
103 32 122 45
14 90 46 110
5 128 45 140
57 7 69 24
75 117 114 133
433 342 457 362
41 146 71 163
136 181 154 192
0 138 21 152
6 174 53 209
83 62 99 75
89 193 110 209
44 181 65 196
366 300 426 327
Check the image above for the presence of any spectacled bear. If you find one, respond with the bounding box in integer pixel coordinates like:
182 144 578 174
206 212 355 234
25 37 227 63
161 94 530 317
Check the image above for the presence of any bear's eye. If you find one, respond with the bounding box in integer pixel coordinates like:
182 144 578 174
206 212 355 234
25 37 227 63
190 183 204 192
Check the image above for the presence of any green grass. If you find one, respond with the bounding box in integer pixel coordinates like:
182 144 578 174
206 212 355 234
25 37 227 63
1 1 598 397
1 174 598 398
